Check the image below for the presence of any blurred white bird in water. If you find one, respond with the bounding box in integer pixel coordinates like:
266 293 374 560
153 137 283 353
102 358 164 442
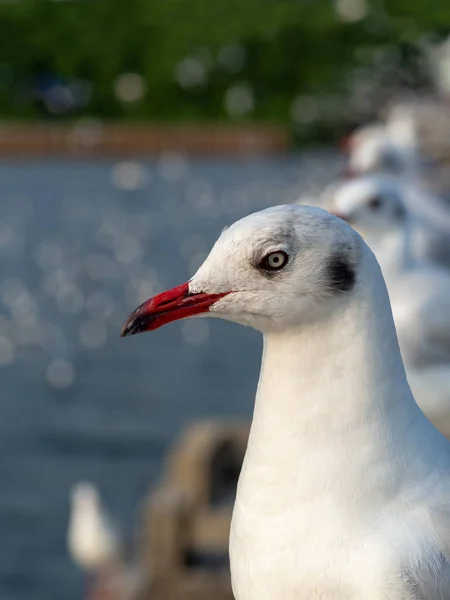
342 108 420 180
327 177 450 437
324 175 450 270
68 481 123 597
342 106 450 200
344 128 414 180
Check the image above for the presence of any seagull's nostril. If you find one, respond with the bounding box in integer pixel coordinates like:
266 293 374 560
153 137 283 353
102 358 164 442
157 288 190 308
158 297 176 308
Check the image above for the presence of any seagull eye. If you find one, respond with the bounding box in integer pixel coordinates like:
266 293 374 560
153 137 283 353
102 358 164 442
368 196 382 211
259 251 289 271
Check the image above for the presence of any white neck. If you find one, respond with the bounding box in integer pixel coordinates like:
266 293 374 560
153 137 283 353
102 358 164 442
239 248 443 518
364 220 415 284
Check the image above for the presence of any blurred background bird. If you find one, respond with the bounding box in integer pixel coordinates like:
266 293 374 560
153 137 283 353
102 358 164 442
342 108 421 181
320 105 450 440
68 482 123 599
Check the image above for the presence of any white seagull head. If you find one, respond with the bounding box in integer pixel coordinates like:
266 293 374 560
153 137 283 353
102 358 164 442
327 177 408 235
121 204 363 335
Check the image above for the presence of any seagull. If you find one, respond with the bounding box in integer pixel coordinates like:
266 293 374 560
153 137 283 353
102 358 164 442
325 175 450 270
68 481 122 596
121 204 450 600
344 128 418 180
342 112 420 180
342 113 450 201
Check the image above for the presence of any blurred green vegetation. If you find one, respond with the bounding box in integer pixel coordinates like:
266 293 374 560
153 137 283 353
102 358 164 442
0 0 449 141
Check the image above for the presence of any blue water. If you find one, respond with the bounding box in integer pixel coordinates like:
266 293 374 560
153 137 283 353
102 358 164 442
0 152 342 600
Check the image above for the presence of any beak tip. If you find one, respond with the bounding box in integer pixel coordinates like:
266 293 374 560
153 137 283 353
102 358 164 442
120 316 145 338
119 281 226 340
120 322 132 338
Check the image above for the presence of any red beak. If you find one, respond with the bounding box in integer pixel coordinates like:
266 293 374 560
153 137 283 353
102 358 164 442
329 210 348 222
341 165 357 178
339 135 353 154
120 282 230 337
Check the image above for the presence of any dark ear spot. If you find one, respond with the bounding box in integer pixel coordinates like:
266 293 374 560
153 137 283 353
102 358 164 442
367 195 382 210
327 255 355 293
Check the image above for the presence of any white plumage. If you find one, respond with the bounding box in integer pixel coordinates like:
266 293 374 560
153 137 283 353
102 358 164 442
67 481 121 573
344 107 420 180
122 204 450 599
